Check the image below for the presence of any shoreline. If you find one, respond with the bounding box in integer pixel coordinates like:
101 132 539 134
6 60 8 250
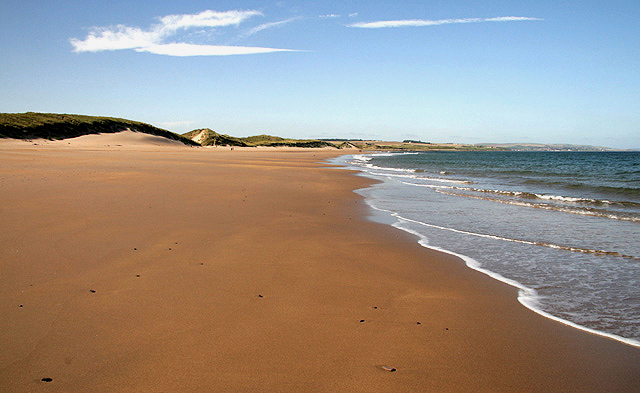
1 138 639 392
337 152 640 349
363 201 640 350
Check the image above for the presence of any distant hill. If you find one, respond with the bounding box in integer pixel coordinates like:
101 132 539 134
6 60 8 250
0 112 200 146
476 143 618 151
8 113 614 152
182 129 336 148
242 134 285 144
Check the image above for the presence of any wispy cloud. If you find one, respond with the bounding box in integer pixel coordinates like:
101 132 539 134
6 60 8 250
158 9 261 30
239 17 299 40
349 16 542 29
137 43 297 56
319 12 359 19
70 9 298 56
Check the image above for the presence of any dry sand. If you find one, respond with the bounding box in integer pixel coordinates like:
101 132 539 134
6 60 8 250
1 133 639 392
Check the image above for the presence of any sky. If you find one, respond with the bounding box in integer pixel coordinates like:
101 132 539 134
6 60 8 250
1 1 639 148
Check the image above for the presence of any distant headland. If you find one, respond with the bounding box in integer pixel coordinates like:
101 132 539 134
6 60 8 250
0 112 624 151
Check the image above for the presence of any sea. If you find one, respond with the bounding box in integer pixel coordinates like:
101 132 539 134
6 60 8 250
333 151 640 348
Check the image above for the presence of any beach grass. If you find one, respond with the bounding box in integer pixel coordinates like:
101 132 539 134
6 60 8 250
0 112 200 146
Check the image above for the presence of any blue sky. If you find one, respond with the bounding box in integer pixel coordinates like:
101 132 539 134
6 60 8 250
1 1 638 148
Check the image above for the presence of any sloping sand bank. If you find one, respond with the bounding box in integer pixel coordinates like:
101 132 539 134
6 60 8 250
1 137 639 392
1 130 191 149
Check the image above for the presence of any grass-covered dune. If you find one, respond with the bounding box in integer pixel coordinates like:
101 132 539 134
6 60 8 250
183 129 338 148
182 128 250 147
0 112 200 146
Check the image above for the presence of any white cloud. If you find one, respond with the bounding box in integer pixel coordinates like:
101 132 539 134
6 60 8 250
319 14 341 18
239 17 299 39
70 25 163 52
70 9 297 56
485 16 543 22
349 16 542 28
158 10 261 31
348 13 359 18
136 43 297 56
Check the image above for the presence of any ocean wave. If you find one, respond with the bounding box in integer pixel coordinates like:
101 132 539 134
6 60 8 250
394 179 640 221
465 187 638 207
520 179 640 197
435 189 640 223
368 171 471 184
364 163 416 173
391 209 638 260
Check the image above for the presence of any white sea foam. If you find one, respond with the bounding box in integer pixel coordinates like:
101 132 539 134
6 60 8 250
351 154 373 162
364 163 416 172
364 201 640 349
389 178 640 223
434 189 640 223
381 206 635 258
367 172 470 185
370 172 418 179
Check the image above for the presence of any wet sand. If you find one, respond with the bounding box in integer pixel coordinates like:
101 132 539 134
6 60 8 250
1 133 639 392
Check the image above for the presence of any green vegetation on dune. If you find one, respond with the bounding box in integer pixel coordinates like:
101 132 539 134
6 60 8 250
182 129 336 148
182 129 505 150
242 134 285 144
0 112 200 146
2 112 528 151
182 129 249 147
343 141 502 151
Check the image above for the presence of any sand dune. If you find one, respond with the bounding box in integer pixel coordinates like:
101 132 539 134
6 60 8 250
0 130 192 149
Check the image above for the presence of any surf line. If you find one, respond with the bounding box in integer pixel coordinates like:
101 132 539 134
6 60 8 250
368 199 638 261
365 202 640 349
396 180 640 224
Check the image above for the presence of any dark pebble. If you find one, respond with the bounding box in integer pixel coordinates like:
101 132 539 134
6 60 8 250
19 304 23 308
445 327 449 330
373 306 377 309
359 320 365 323
257 294 263 298
136 274 140 277
89 289 96 293
41 378 53 382
169 248 172 250
134 248 137 251
416 322 421 325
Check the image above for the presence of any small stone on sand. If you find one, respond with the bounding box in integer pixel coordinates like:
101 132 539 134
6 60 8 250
360 320 365 323
258 294 263 298
41 377 53 382
89 289 96 293
381 366 397 372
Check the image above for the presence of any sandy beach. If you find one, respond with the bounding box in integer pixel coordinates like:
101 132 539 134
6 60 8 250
1 133 639 392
